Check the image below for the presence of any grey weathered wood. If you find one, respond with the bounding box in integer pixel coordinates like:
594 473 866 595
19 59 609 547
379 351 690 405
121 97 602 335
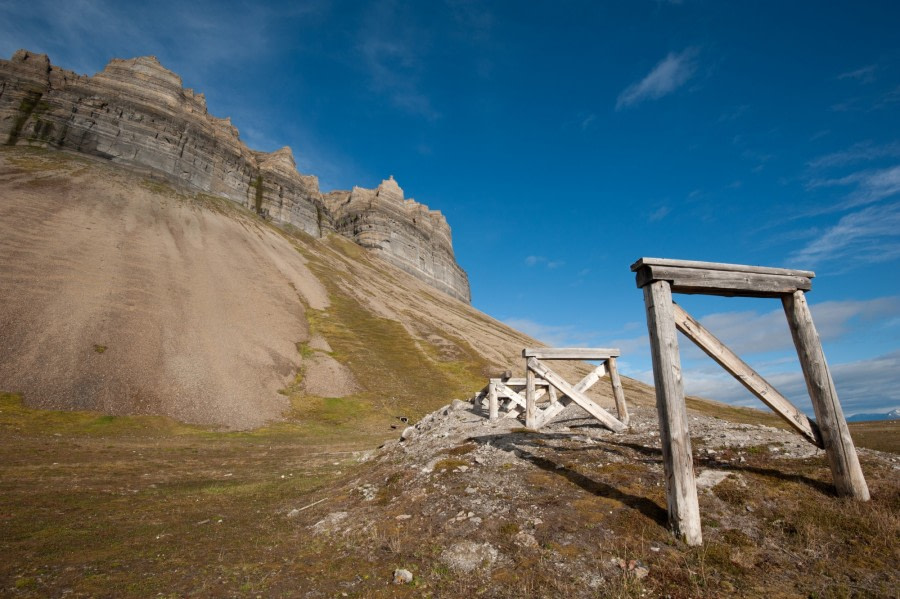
673 302 822 447
525 368 536 429
643 280 702 545
631 257 815 278
488 383 499 421
531 363 608 428
495 382 545 408
549 386 558 405
527 358 626 433
607 356 630 426
523 347 620 360
634 264 812 297
488 378 550 387
782 291 870 500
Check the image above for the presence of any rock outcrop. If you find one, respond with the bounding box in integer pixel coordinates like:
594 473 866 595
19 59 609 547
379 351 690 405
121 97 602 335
0 49 470 302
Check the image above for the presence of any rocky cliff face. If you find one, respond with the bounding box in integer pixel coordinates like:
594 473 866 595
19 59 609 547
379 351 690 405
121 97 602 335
325 177 467 302
0 49 470 302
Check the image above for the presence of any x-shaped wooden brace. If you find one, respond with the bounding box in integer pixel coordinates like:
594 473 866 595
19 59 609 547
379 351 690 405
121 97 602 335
520 348 629 433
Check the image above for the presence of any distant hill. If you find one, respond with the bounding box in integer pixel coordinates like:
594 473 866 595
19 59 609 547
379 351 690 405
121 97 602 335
847 408 900 422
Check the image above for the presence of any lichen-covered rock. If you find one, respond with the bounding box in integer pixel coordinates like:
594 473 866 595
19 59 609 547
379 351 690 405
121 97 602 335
0 49 470 302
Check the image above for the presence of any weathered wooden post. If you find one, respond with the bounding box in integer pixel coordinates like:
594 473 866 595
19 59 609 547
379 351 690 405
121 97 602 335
525 368 536 429
608 356 629 426
642 279 702 545
783 291 869 500
488 382 499 422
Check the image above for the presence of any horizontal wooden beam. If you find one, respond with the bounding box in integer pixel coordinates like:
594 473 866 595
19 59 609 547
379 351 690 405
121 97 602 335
672 303 823 447
489 378 550 387
631 257 815 278
523 347 620 360
633 263 812 297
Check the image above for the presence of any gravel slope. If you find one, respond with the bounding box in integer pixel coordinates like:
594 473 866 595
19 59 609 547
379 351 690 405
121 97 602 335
0 149 327 428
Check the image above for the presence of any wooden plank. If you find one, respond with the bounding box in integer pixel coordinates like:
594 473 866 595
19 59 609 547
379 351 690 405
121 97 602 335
500 387 548 419
643 280 702 546
525 368 536 429
607 356 630 426
488 378 550 387
634 264 812 297
495 382 545 407
549 386 558 405
673 303 822 447
531 363 607 428
630 257 815 278
527 358 626 433
783 291 869 500
523 347 620 360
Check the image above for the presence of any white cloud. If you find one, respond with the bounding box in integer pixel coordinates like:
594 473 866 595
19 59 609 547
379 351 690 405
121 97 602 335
678 297 900 356
502 318 591 347
808 164 900 209
807 141 900 170
524 255 564 269
648 205 671 222
683 351 900 417
616 48 698 110
837 64 877 84
358 5 439 120
789 202 900 267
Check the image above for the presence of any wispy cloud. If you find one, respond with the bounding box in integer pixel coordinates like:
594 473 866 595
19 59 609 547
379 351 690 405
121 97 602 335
837 64 877 84
525 255 565 269
648 205 671 222
683 350 900 416
616 47 698 110
789 202 900 267
681 297 900 356
808 141 900 170
502 318 591 347
806 163 900 213
358 4 439 120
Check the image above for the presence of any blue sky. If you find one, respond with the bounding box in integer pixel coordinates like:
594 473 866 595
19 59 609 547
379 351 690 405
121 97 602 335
2 0 899 417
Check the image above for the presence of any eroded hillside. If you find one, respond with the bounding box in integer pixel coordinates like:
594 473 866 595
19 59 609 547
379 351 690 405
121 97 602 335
0 146 651 431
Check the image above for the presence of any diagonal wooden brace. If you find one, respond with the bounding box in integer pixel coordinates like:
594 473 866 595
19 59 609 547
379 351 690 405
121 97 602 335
673 302 823 447
527 357 626 433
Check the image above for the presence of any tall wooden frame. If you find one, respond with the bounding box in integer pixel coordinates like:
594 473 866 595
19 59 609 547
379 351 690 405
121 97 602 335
632 258 869 546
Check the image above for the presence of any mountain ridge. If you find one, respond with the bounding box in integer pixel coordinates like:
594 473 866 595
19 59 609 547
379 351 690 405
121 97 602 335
0 49 471 302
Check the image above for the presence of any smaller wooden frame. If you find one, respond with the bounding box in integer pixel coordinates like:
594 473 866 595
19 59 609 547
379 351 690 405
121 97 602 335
522 348 629 432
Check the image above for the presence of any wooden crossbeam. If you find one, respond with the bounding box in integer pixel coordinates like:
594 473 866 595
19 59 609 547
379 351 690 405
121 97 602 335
527 357 626 433
523 347 620 360
631 257 813 298
488 378 550 387
673 302 822 447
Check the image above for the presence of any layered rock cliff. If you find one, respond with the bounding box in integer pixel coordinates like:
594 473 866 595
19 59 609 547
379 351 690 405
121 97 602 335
0 49 470 302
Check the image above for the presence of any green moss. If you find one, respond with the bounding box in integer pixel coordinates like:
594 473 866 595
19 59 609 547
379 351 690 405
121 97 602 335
253 174 264 213
93 344 108 354
6 91 44 145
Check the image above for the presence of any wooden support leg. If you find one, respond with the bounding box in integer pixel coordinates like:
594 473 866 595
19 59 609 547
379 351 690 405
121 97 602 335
488 383 499 421
608 356 629 426
643 280 702 546
525 367 536 429
782 291 870 500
